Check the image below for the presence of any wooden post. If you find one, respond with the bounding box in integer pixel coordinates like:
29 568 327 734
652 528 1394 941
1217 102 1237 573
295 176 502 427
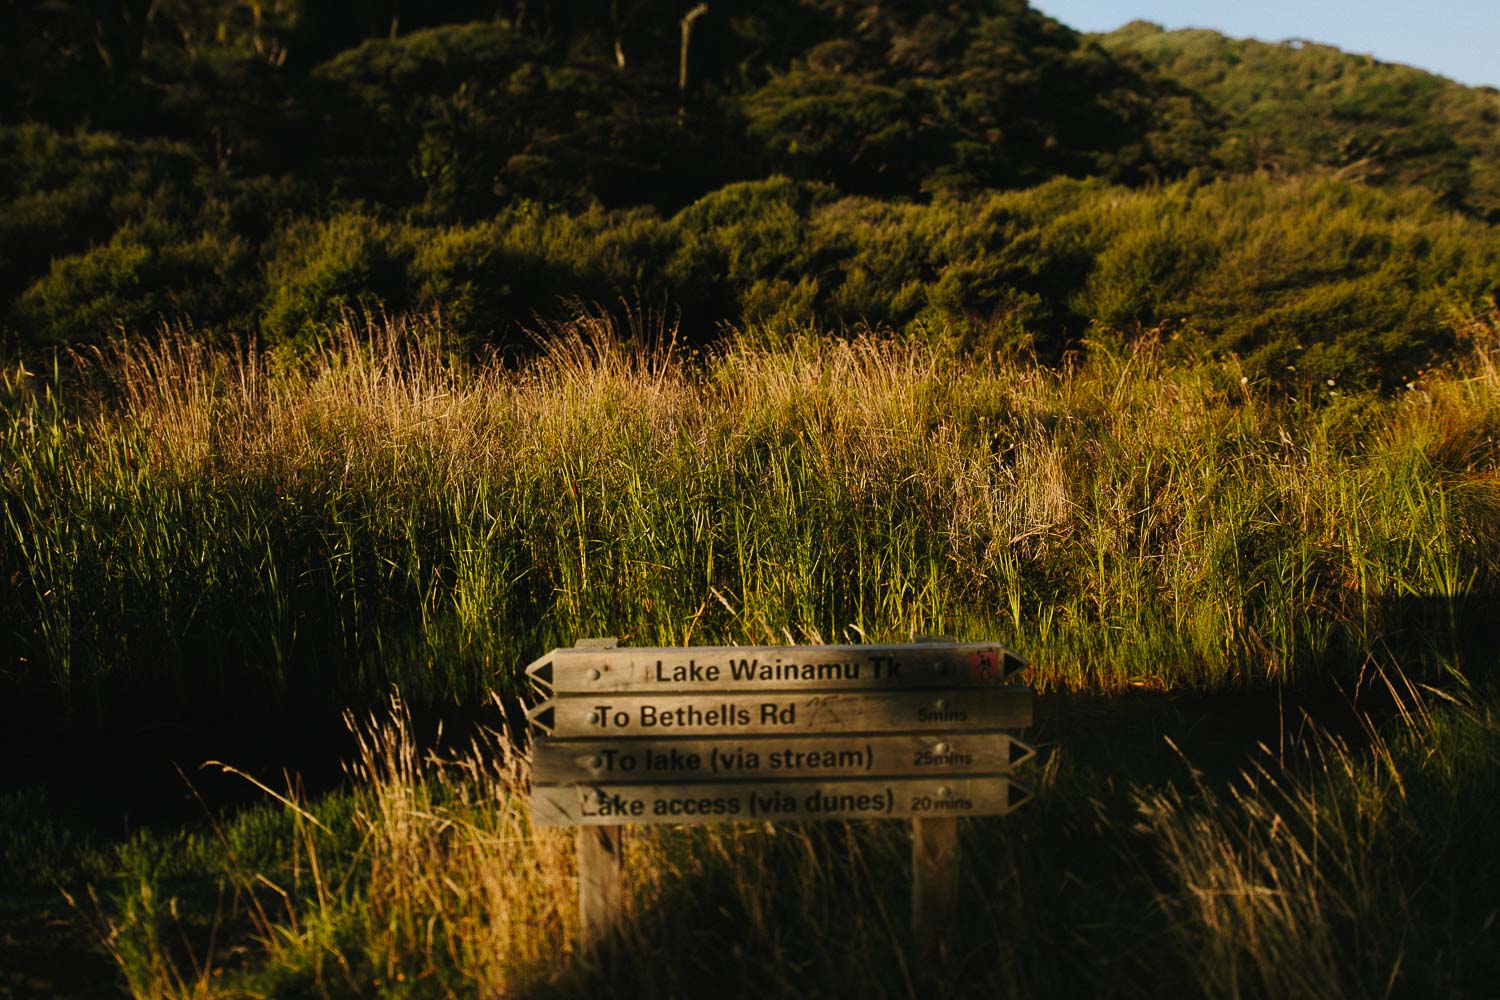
911 636 958 966
576 824 626 956
912 815 960 964
570 637 625 958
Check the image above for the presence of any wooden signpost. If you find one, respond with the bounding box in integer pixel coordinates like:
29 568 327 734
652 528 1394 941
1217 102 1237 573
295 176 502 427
525 638 1036 962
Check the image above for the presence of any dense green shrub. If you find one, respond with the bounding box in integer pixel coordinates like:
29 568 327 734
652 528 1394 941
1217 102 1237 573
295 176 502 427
738 2 1213 197
668 178 837 328
7 160 1497 385
409 204 682 349
308 22 549 215
0 125 324 348
663 174 1498 382
12 227 255 347
0 126 203 300
761 175 1500 381
262 213 417 347
307 21 724 218
741 61 922 194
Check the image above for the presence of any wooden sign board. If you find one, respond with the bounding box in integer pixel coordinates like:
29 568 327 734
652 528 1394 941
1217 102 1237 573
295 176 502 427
533 731 1034 784
526 642 1027 694
532 776 1032 827
527 687 1033 738
526 639 1037 959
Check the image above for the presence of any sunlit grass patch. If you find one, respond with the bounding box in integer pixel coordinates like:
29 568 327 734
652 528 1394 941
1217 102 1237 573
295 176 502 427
3 312 1498 725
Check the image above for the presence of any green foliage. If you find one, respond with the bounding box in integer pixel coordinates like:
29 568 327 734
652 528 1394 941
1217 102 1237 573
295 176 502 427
741 62 921 193
5 317 1498 727
2 6 1499 382
1100 21 1500 221
1055 176 1500 383
6 2 1497 230
409 202 683 350
262 213 415 346
668 177 836 327
13 227 256 347
0 124 318 347
307 20 725 217
661 175 1499 383
308 22 549 215
0 126 202 300
739 1 1214 196
5 140 1496 385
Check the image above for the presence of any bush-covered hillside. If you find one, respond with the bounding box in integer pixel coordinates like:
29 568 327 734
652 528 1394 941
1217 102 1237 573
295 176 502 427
1099 21 1500 221
2 2 1498 386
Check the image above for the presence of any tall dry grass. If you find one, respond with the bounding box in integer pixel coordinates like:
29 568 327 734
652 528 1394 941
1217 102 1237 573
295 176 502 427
88 691 929 998
1137 673 1500 998
88 693 575 999
9 311 1489 995
85 674 1500 998
4 309 1497 717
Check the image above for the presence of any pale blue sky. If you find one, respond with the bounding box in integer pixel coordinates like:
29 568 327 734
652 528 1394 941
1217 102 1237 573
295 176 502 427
1030 0 1500 89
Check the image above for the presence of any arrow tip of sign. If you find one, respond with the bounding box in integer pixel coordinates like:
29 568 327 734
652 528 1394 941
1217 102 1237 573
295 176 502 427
525 658 554 688
1009 738 1035 768
1008 781 1032 811
525 703 556 734
1003 649 1029 680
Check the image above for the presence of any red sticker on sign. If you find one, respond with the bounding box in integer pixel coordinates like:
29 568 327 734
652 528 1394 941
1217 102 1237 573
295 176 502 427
968 650 999 682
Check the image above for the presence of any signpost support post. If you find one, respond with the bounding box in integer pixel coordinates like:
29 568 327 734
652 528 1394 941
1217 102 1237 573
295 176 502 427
567 638 626 957
912 635 959 967
576 824 625 955
912 815 959 964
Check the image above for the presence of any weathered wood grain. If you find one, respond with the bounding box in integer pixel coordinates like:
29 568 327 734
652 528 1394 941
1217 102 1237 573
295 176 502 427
576 825 625 954
912 816 960 963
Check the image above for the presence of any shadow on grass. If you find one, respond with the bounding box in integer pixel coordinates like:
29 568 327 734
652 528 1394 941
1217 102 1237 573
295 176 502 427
507 686 1380 1000
5 607 1494 999
510 642 1500 999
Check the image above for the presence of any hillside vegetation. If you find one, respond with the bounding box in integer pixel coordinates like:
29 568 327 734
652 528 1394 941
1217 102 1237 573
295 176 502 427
1099 21 1500 221
3 2 1498 386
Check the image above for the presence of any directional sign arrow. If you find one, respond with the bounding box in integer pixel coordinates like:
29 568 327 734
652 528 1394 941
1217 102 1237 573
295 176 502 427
1009 737 1035 769
525 656 553 692
532 731 1037 785
526 637 620 693
523 642 1029 694
526 700 556 735
535 688 1033 739
1008 781 1032 810
533 776 1032 828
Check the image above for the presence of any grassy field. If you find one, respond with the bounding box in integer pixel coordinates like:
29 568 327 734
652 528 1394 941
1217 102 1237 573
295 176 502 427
12 674 1499 998
5 310 1498 710
3 312 1499 996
